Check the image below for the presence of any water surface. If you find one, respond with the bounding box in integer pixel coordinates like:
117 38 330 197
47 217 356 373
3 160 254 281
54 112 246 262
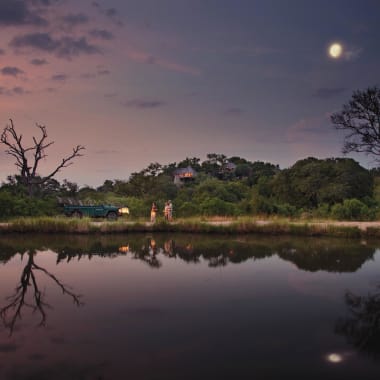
1 233 380 379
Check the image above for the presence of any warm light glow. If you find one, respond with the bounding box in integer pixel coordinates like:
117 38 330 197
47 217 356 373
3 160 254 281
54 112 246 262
118 245 129 253
329 43 343 58
326 353 343 363
119 207 130 214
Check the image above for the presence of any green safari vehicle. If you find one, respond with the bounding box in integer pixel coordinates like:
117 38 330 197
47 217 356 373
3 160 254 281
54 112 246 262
63 203 129 220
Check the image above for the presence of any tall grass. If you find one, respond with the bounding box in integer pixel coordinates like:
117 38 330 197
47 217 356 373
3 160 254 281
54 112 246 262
0 216 370 239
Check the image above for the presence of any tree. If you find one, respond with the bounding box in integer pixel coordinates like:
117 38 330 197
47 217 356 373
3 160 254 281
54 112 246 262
1 119 85 196
1 250 82 334
332 86 380 159
336 285 380 358
271 157 373 208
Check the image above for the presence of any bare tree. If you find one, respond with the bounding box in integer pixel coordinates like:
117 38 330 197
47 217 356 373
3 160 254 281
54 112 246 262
336 286 380 358
331 86 380 159
1 119 85 195
0 251 83 335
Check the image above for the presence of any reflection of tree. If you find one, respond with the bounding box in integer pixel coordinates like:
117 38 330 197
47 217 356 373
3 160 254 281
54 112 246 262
0 235 377 273
0 251 83 334
277 241 375 273
336 285 380 359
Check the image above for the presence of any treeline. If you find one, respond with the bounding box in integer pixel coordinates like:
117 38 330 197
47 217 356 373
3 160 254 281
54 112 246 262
0 154 379 220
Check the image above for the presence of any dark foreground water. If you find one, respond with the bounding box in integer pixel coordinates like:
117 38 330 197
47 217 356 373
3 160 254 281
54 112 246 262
1 233 380 380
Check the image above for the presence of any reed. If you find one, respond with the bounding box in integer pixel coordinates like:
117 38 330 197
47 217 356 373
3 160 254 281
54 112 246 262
0 216 374 239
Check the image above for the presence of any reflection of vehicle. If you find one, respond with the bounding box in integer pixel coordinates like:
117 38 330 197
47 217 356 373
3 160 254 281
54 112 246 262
63 204 129 220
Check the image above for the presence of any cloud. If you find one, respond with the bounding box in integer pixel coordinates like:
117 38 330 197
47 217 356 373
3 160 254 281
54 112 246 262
313 87 347 99
105 8 118 18
0 86 29 96
61 12 89 27
1 66 24 77
127 50 201 76
342 45 362 61
89 29 114 40
91 2 123 26
51 73 67 81
122 99 166 109
80 72 96 79
28 0 62 6
97 69 110 75
225 107 244 115
80 69 110 78
0 0 48 26
12 86 27 95
30 58 48 65
10 32 101 59
0 48 5 55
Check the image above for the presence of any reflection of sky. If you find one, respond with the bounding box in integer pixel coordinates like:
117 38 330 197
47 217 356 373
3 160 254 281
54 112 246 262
1 240 380 378
0 1 380 185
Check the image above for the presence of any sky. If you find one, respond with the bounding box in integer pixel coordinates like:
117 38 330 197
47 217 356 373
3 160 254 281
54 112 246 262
0 0 379 186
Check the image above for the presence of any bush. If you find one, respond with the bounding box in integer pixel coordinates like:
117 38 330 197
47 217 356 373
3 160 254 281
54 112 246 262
177 201 199 217
250 196 275 214
314 203 330 218
331 198 375 220
199 198 236 216
276 203 298 217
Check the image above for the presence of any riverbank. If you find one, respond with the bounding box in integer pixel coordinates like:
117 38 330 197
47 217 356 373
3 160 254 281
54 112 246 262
2 217 380 238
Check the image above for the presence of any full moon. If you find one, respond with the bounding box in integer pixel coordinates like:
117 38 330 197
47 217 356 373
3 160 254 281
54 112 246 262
326 353 343 363
329 43 343 58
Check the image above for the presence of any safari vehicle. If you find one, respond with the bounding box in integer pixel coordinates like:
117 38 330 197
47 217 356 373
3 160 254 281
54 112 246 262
59 198 129 220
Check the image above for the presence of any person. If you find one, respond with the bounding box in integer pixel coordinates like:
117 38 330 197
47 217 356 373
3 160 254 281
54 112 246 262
167 200 173 221
150 202 158 223
164 201 169 221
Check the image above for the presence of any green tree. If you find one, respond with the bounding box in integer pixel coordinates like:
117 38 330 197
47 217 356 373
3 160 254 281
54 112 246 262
271 157 373 209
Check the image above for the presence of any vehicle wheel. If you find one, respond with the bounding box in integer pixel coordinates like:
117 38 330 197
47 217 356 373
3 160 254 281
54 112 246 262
72 210 83 218
107 211 118 221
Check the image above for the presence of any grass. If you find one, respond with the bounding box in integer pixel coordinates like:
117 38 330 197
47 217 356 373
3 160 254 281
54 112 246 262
0 215 370 239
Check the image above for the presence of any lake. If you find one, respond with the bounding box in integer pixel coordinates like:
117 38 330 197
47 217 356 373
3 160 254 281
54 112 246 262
0 233 380 379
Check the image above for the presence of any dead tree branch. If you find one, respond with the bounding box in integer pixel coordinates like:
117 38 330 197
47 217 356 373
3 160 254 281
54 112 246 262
1 119 84 195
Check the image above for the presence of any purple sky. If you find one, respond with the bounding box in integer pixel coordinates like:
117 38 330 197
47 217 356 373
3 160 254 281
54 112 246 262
1 0 379 186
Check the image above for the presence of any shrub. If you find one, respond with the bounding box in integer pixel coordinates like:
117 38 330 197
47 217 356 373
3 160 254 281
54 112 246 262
331 198 375 220
199 198 236 216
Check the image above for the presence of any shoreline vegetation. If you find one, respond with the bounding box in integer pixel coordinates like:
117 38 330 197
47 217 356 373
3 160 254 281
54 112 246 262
2 216 380 239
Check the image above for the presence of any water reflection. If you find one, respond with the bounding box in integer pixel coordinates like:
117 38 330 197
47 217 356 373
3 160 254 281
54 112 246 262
0 249 83 334
0 234 380 379
0 234 377 272
336 283 380 358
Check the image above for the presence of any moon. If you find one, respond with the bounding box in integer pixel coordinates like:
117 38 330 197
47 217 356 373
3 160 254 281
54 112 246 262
329 43 343 59
326 353 343 363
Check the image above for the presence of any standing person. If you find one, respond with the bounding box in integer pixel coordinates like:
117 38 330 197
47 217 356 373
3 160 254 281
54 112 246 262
164 202 169 221
167 200 173 222
150 202 158 223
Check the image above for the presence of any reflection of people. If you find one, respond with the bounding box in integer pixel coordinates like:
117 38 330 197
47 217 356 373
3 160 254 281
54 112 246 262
167 200 173 221
164 239 175 256
149 238 157 255
150 202 158 223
